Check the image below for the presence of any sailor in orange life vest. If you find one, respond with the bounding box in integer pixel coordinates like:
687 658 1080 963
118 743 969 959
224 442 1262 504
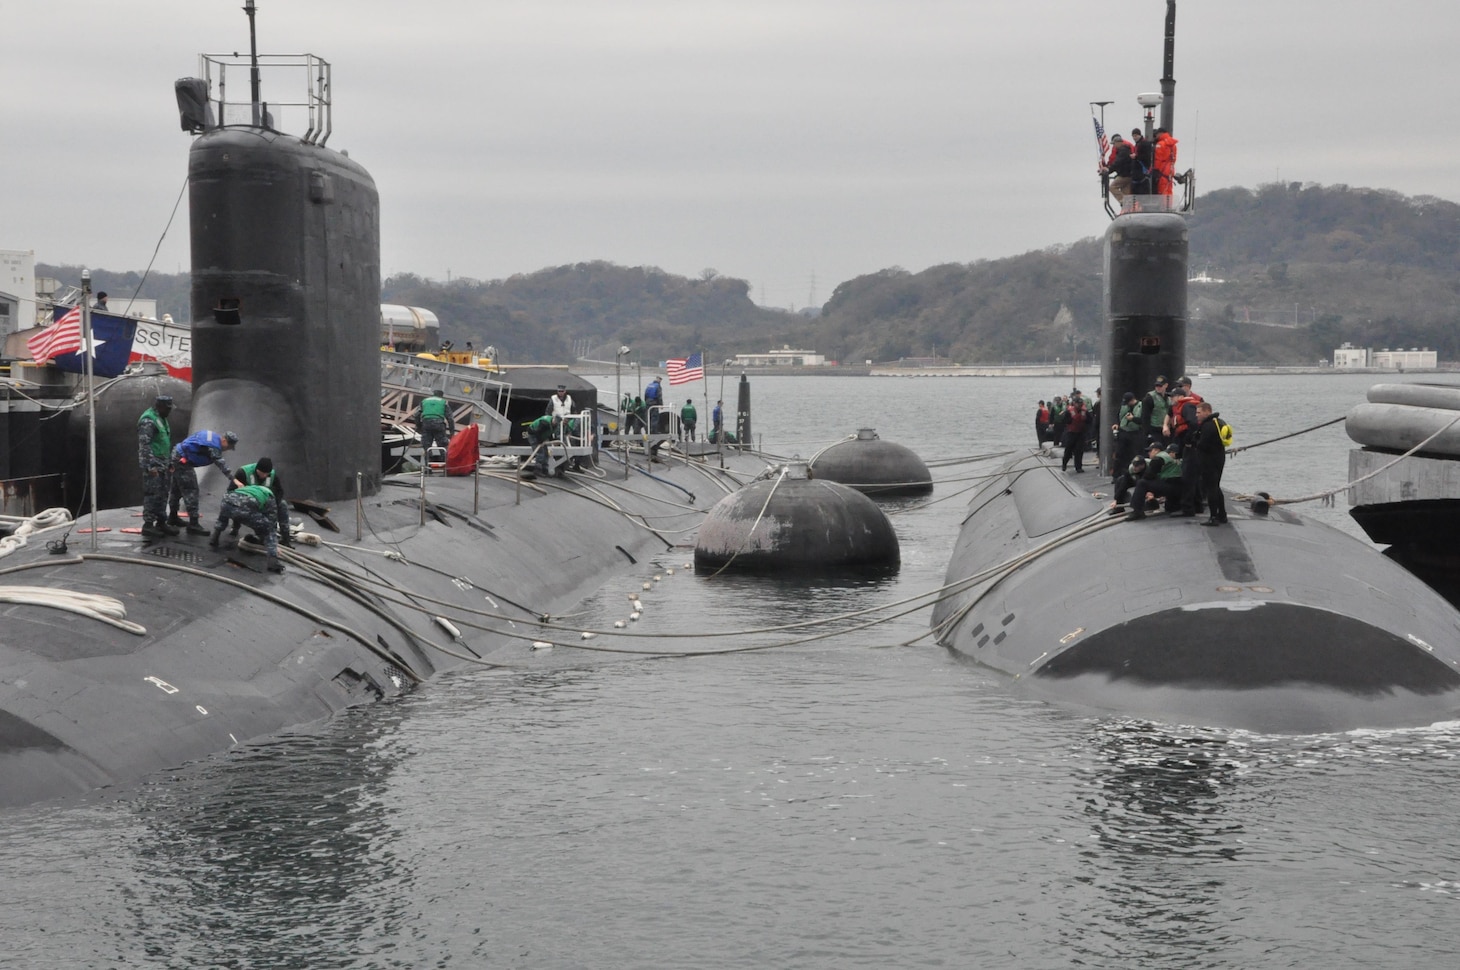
1164 376 1205 516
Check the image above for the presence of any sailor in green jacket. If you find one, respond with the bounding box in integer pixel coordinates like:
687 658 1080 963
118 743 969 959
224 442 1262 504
525 414 558 474
415 393 451 454
680 400 698 441
137 395 176 538
209 483 284 572
228 457 292 547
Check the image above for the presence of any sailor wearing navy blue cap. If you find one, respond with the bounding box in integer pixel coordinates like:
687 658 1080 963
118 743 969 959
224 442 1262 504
167 430 237 535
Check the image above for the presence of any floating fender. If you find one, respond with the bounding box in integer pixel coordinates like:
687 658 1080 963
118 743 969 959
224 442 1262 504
694 463 900 573
809 428 933 496
1346 401 1460 456
1366 383 1460 412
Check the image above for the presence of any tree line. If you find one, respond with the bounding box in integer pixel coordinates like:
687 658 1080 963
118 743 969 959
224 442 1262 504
38 182 1460 367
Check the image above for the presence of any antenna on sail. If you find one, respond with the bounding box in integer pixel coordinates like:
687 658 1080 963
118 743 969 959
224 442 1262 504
1162 0 1173 132
245 0 263 126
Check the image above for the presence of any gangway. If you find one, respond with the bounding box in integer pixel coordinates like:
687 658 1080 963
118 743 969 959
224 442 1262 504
381 350 514 445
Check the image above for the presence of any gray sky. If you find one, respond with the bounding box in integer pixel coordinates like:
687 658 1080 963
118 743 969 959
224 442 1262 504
4 1 1457 309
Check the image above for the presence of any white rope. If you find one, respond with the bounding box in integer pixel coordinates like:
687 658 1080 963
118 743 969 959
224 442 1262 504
0 584 147 635
0 508 73 560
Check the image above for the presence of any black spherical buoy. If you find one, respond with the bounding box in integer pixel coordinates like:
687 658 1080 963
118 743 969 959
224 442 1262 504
694 462 900 573
809 428 932 496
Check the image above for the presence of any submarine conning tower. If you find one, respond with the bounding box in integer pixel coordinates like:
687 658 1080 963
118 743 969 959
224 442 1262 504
1096 0 1192 474
176 42 381 504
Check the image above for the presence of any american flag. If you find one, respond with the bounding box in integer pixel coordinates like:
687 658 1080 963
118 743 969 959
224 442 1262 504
1091 116 1110 172
27 305 84 362
666 352 704 385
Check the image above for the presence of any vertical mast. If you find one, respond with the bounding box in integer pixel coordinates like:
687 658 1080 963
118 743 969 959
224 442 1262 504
1156 0 1179 132
245 0 262 126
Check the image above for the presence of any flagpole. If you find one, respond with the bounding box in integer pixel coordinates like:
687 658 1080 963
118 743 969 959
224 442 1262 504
700 349 709 449
718 360 727 452
82 270 99 550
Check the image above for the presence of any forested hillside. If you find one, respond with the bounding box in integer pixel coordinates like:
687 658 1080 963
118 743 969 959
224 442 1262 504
379 263 806 365
37 182 1460 366
815 183 1460 365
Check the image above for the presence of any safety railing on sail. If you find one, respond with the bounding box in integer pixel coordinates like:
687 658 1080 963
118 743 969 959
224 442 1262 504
199 51 333 145
1102 167 1196 219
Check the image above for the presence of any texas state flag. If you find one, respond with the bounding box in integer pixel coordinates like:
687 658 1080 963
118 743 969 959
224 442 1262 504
45 309 139 378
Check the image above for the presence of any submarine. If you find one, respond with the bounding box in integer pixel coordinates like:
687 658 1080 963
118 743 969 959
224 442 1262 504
0 9 767 807
930 0 1460 733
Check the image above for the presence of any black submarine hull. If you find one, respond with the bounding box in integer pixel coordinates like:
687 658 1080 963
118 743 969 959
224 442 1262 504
931 452 1460 732
0 34 773 806
0 455 760 806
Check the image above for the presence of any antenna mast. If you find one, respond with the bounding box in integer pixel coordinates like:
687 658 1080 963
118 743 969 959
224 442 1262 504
245 0 262 126
1156 0 1179 132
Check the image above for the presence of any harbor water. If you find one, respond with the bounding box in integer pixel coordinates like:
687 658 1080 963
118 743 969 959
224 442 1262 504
7 373 1460 969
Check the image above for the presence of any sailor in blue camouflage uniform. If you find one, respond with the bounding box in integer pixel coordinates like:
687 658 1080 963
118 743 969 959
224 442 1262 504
209 483 284 573
137 395 177 538
168 429 237 535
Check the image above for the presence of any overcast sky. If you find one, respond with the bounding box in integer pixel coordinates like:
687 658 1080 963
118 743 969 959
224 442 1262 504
4 1 1457 309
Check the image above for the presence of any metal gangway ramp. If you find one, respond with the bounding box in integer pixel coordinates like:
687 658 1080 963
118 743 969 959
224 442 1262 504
382 352 516 469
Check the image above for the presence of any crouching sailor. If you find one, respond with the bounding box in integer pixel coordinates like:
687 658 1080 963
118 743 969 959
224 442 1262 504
210 483 285 573
168 429 237 534
525 413 558 474
228 456 292 547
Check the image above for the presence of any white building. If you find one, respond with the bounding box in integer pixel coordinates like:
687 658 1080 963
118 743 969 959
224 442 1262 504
733 346 826 367
1333 343 1438 370
1371 347 1437 370
1333 343 1369 369
0 249 35 336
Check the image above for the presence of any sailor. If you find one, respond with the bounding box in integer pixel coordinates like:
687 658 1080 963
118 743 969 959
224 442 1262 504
1109 455 1148 514
137 394 177 538
1103 133 1135 203
415 392 452 455
1140 376 1171 448
1129 129 1154 195
549 384 575 421
1112 391 1142 481
643 377 665 432
681 399 697 441
209 484 284 573
1059 393 1088 473
1126 442 1183 520
524 413 558 475
167 430 237 534
1193 402 1229 525
1166 376 1205 516
228 456 292 547
93 291 109 311
1153 127 1180 196
711 399 724 441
